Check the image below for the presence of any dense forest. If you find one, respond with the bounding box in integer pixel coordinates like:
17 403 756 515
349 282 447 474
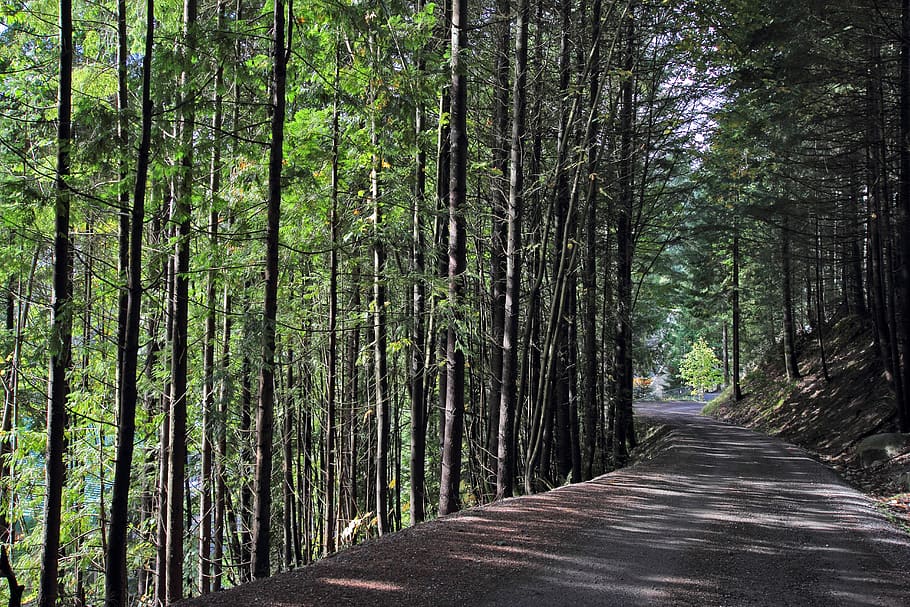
0 0 908 604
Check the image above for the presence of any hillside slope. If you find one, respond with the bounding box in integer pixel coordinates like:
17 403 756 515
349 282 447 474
707 315 909 498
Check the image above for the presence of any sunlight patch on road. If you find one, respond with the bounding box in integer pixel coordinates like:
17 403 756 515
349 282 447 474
319 577 404 592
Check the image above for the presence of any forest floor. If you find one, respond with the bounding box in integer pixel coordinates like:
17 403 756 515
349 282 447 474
177 402 910 607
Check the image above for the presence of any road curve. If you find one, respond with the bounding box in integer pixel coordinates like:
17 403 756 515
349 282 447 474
179 402 910 606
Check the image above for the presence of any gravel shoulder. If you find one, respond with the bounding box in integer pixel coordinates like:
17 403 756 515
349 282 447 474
177 401 910 607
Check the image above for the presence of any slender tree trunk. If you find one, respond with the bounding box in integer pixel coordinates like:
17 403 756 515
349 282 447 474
1 274 22 605
814 217 830 382
552 0 574 483
496 0 528 500
613 1 636 466
198 4 226 592
38 0 73 603
439 0 468 516
213 279 231 591
434 0 453 466
155 232 174 604
898 0 910 429
114 0 130 441
165 0 198 598
486 0 510 491
211 0 230 590
732 228 743 401
847 187 867 317
197 177 216 589
372 89 391 535
325 52 339 549
282 355 295 570
781 226 800 381
252 0 287 578
239 329 253 581
104 0 154 602
342 269 361 526
581 0 602 481
410 18 429 523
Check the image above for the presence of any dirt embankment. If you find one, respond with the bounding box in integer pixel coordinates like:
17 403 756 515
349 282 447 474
706 314 910 516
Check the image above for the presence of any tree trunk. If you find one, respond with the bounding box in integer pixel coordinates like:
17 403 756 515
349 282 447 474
104 0 154 602
252 0 287 578
213 279 231 590
212 0 230 589
781 226 800 381
439 0 468 516
342 268 361 526
434 0 453 472
496 0 528 500
410 18 429 523
198 2 226 592
239 327 253 582
898 0 910 429
165 0 197 598
581 0 602 481
325 50 340 550
1 275 21 601
155 236 174 604
552 0 575 483
486 0 510 491
847 187 867 318
732 229 743 401
282 355 295 570
0 549 23 607
814 217 830 382
372 88 391 535
114 0 130 450
613 1 636 467
38 0 73 603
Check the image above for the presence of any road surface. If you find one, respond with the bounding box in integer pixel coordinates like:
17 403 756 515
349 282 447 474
179 401 910 606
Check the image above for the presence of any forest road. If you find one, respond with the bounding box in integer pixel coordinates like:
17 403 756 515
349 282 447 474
178 401 910 607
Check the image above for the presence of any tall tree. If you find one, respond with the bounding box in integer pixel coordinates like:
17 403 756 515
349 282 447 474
439 0 468 516
486 0 510 489
200 0 227 591
38 0 73 604
252 0 288 578
165 0 198 598
372 37 391 536
325 46 339 550
104 0 155 602
581 0 603 480
898 0 910 429
410 3 429 523
613 0 636 466
496 0 528 500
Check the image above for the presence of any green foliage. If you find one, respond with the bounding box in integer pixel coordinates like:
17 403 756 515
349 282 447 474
678 338 724 399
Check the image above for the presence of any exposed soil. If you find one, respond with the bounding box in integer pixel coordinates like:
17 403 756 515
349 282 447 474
707 315 910 527
177 402 910 607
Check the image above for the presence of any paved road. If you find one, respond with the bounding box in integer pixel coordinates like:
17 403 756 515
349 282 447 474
180 402 910 606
